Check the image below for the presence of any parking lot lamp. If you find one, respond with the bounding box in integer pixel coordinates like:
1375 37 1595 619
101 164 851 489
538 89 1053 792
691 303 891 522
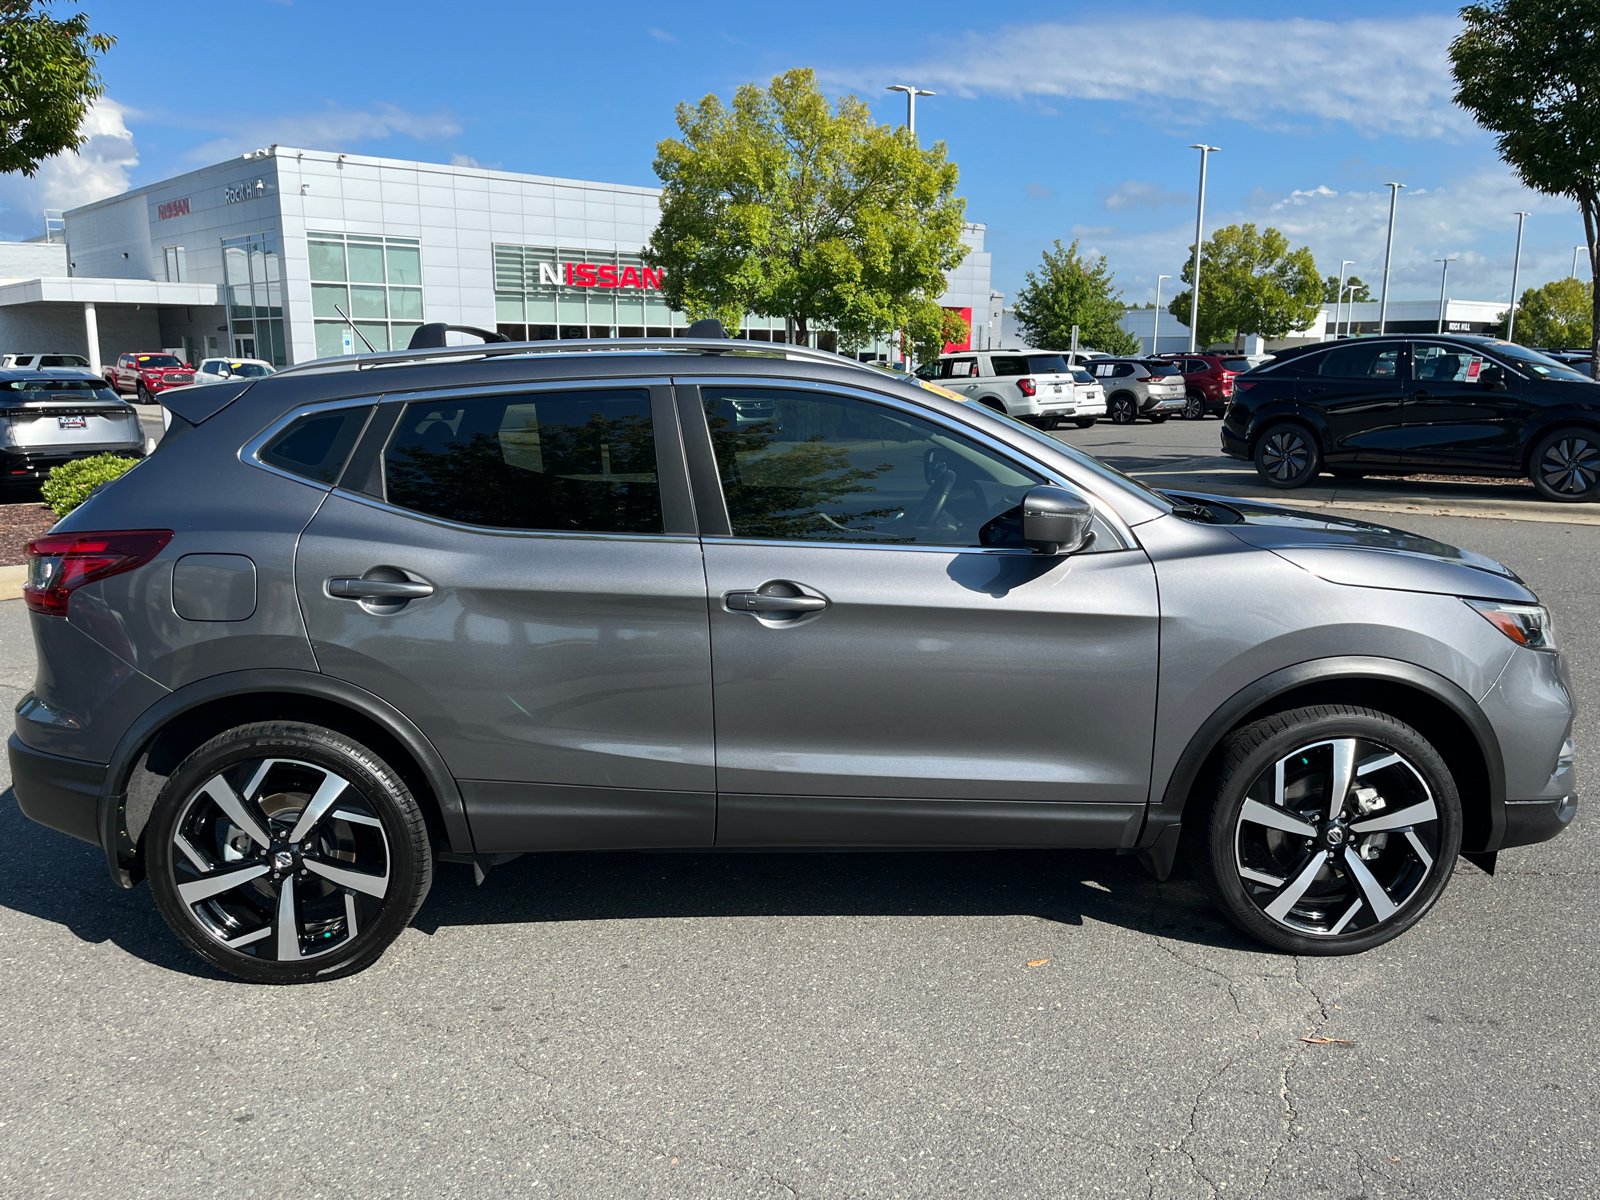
1152 274 1170 354
1378 183 1405 335
1435 258 1455 334
1508 211 1531 341
1331 260 1353 342
1576 245 1585 280
886 84 935 134
1187 145 1219 352
1341 282 1360 336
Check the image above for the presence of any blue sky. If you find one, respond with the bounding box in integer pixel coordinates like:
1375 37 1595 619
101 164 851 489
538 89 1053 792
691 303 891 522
1 0 1587 308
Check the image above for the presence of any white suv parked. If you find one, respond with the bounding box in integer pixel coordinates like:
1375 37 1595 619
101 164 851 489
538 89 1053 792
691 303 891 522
1088 359 1188 424
923 351 1107 428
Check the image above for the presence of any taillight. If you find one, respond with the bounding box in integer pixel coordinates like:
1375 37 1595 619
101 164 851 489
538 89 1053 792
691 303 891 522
1017 377 1037 397
24 530 172 615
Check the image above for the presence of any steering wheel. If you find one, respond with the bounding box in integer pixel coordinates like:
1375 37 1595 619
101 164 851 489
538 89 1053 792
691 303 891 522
914 459 959 528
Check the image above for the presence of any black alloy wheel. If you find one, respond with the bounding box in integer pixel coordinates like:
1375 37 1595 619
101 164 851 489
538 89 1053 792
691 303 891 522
147 722 432 983
1253 422 1321 489
1199 705 1461 954
1531 427 1600 502
1182 392 1207 420
1108 394 1138 425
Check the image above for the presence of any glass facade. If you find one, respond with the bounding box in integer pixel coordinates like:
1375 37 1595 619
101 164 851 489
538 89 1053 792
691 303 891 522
308 231 424 358
222 233 287 366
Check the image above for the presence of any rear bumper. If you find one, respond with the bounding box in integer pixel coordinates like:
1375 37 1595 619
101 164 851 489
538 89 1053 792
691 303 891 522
8 732 106 847
1141 394 1186 413
1220 423 1250 460
1499 794 1578 850
0 442 143 482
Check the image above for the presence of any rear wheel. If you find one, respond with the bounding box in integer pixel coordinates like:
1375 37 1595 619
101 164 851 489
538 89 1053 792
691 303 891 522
978 397 1008 416
1148 414 1169 424
1199 705 1461 955
1530 426 1600 502
1183 392 1207 420
1108 394 1138 424
147 721 433 984
1254 422 1320 488
1073 417 1098 429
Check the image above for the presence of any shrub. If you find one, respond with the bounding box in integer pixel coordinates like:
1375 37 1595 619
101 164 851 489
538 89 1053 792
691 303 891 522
41 453 140 517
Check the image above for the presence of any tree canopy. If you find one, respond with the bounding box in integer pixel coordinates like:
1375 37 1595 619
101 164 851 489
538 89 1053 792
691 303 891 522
644 68 970 360
0 1 114 178
1452 0 1600 371
1010 239 1141 356
1324 274 1371 303
1167 224 1322 347
1498 276 1594 346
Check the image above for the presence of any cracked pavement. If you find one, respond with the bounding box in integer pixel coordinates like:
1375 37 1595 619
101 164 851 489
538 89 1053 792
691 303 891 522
0 504 1595 1199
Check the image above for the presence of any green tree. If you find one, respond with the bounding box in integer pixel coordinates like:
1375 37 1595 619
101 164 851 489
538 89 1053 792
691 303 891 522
1496 276 1595 346
1324 274 1371 303
0 2 115 178
1010 239 1141 355
1452 1 1600 374
1168 224 1322 347
644 68 969 360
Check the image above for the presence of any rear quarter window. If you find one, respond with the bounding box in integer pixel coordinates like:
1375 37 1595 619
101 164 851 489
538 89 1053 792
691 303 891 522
259 407 373 484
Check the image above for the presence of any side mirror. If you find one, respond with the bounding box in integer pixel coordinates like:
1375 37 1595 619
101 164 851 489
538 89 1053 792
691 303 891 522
1480 365 1508 392
1020 485 1095 555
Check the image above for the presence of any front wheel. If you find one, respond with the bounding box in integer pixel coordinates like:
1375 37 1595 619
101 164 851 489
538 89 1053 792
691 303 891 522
1254 422 1321 488
1108 394 1138 424
1530 426 1600 502
136 382 152 404
1199 705 1462 955
1182 392 1207 420
147 722 433 984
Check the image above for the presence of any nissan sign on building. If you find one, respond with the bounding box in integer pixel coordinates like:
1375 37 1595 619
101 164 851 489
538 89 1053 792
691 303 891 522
2 147 994 370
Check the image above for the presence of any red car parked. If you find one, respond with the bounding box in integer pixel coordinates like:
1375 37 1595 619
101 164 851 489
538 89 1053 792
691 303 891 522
1156 353 1254 419
105 352 194 402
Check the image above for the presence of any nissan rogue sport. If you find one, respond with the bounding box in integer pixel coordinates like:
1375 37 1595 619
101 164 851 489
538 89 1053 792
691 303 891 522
10 329 1577 983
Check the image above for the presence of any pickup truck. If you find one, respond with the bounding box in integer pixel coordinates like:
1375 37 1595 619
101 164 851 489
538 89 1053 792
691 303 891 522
105 352 194 402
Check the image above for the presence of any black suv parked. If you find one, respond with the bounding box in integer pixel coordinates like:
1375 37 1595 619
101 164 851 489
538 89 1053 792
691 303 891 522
1221 336 1600 501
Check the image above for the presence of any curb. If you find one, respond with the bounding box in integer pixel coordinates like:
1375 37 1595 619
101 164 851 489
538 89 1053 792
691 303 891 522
0 564 26 602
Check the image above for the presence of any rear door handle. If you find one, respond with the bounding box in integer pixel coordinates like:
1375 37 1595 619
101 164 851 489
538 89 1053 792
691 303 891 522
725 591 826 613
328 577 435 600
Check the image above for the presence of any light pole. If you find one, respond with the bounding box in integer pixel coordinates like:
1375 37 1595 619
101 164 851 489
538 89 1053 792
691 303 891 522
1152 274 1170 355
1434 257 1455 334
1330 259 1354 342
1576 245 1585 280
1342 282 1361 337
1508 211 1530 342
885 84 935 134
1187 144 1219 352
1377 182 1405 335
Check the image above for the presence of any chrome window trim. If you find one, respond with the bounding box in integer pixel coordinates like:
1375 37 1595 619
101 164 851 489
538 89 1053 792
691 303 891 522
678 373 1140 548
700 534 1141 558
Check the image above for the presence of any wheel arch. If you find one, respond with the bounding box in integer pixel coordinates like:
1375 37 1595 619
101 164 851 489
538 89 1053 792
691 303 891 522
1519 417 1600 477
976 395 1008 414
1247 407 1329 456
1138 657 1505 876
97 669 472 888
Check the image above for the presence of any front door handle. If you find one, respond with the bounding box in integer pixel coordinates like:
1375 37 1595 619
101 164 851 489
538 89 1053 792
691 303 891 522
725 591 826 613
328 577 435 600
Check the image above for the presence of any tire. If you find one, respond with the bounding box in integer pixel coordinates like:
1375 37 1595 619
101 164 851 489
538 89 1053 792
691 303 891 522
147 721 433 984
137 381 152 404
1182 392 1207 420
1108 394 1138 425
1530 426 1600 502
1197 705 1462 955
1073 418 1099 429
1253 422 1321 489
1148 414 1169 424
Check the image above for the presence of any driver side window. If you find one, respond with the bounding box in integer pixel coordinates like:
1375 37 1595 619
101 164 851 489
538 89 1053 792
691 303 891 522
701 386 1043 547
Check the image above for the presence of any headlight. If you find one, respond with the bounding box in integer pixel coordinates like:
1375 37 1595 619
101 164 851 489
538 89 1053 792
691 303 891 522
1465 599 1557 651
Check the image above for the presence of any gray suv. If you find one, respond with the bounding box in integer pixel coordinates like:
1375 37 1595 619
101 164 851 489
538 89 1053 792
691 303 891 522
9 331 1577 982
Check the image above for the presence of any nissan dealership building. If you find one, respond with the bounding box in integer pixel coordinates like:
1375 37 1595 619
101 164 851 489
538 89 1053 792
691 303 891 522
0 146 995 372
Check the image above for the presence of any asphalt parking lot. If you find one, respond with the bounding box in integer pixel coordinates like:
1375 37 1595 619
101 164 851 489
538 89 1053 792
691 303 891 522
0 422 1595 1199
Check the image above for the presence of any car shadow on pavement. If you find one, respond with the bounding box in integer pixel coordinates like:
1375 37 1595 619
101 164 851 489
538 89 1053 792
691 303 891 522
0 788 1258 977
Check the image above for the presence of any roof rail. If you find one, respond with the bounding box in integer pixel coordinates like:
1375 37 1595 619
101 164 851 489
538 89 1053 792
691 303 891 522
271 336 890 381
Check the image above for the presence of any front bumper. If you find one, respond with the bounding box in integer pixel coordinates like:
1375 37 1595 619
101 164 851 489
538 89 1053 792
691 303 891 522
1500 794 1578 849
8 732 106 846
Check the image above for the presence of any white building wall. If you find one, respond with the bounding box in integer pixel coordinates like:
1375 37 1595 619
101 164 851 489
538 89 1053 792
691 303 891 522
0 301 160 362
0 241 68 277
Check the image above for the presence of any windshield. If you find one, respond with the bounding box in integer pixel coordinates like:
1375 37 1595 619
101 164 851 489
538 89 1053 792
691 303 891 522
1142 360 1181 376
229 362 274 377
136 354 183 368
2 379 119 401
1071 368 1095 383
1487 342 1592 382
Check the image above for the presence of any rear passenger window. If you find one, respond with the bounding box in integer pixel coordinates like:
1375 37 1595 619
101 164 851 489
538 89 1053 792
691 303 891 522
990 356 1027 376
942 358 977 378
383 389 661 534
260 408 372 484
1317 344 1400 379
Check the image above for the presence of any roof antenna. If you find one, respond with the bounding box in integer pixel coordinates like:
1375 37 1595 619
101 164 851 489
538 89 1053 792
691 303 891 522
333 304 376 352
686 318 727 339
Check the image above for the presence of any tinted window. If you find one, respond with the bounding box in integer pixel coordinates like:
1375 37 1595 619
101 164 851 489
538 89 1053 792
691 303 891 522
1113 363 1135 377
1071 368 1095 383
230 362 273 377
1483 341 1591 381
1026 355 1070 374
1412 344 1483 383
39 355 88 367
1142 361 1181 377
1 379 119 402
261 408 372 485
136 354 183 368
989 356 1029 376
703 386 1042 547
384 389 661 533
1316 343 1400 379
1221 358 1252 372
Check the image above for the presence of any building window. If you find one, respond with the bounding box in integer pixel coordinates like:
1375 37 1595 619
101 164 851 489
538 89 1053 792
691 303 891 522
308 232 424 357
222 233 287 366
163 245 187 283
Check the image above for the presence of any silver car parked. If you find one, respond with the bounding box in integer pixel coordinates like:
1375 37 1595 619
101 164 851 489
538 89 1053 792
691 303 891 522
9 328 1577 982
0 368 145 484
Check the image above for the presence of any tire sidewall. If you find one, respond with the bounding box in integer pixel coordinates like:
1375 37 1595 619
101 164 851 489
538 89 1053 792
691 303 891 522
1253 422 1321 488
1530 426 1600 502
1205 709 1463 955
147 723 430 984
1184 392 1205 419
1109 394 1136 424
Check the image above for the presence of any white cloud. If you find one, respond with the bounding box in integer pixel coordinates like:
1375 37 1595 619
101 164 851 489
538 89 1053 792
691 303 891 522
649 28 675 42
182 103 463 162
1024 182 1055 199
1102 179 1191 212
872 15 1473 139
0 98 138 239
